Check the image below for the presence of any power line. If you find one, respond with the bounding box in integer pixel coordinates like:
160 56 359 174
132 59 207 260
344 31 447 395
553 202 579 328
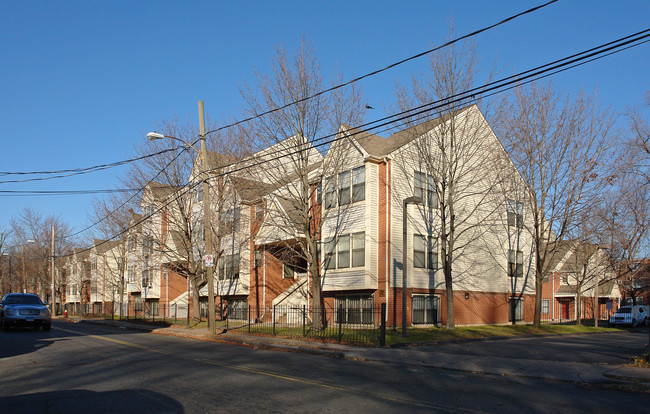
202 0 559 136
0 145 186 184
48 29 650 250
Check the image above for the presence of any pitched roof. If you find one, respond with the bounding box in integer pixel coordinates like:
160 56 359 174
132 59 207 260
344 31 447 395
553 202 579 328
344 106 471 157
230 176 270 202
146 182 179 200
207 151 240 170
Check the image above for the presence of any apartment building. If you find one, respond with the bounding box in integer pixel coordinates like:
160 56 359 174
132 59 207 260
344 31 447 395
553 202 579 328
192 104 537 326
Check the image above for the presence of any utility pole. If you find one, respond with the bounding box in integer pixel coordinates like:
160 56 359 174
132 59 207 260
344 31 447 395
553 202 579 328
51 225 55 315
199 101 216 335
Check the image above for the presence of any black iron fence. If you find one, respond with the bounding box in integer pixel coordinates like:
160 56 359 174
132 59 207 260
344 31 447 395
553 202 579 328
226 304 387 346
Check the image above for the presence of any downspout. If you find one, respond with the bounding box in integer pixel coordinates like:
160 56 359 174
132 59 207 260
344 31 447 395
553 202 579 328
385 158 391 322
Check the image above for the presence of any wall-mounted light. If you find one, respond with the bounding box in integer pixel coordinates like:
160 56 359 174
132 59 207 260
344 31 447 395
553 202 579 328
465 293 470 299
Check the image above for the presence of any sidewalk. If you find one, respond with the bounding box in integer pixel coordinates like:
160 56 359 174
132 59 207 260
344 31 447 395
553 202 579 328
61 317 650 388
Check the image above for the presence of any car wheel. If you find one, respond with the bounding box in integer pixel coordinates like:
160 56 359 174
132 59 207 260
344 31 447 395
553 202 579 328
42 323 51 331
2 323 9 332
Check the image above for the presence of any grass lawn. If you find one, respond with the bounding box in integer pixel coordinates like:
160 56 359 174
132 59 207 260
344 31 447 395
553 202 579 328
385 324 620 346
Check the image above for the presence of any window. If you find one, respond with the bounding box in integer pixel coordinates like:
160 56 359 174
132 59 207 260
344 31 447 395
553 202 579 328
127 264 136 283
283 263 296 279
414 235 426 269
218 254 240 280
413 294 440 324
134 295 143 312
128 236 137 253
324 237 336 270
91 257 97 271
508 249 523 278
335 295 373 324
142 236 153 258
338 170 351 205
325 232 365 270
507 199 524 229
352 166 365 203
142 269 152 288
509 297 523 322
414 235 437 269
542 299 550 315
352 232 365 267
91 284 97 294
325 166 365 208
315 184 322 204
255 202 264 222
228 299 248 320
338 235 350 268
324 177 336 209
143 204 155 218
195 185 203 202
415 170 437 208
222 207 240 234
192 218 204 242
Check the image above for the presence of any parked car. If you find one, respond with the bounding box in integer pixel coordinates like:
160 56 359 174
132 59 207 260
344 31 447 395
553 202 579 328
609 305 648 327
0 293 51 331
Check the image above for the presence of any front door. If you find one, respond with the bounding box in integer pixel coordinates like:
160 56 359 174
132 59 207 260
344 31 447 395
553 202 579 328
561 301 570 319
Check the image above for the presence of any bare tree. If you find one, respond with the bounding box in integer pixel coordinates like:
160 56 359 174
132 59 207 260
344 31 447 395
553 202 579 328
497 82 618 327
9 208 75 299
240 38 365 328
0 226 12 294
393 34 508 329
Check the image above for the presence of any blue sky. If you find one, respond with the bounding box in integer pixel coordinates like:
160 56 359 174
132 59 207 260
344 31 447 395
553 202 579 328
1 0 648 241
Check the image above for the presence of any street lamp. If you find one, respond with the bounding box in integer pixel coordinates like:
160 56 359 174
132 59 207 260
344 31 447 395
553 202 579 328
402 196 422 337
147 100 216 334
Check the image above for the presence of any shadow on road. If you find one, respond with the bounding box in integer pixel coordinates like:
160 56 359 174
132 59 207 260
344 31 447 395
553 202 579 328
0 389 184 413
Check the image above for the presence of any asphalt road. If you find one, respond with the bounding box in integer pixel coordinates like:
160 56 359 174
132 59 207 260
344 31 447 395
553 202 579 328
0 321 648 413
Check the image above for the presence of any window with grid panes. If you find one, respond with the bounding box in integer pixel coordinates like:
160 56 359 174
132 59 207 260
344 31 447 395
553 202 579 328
335 295 374 324
509 297 523 321
412 294 440 324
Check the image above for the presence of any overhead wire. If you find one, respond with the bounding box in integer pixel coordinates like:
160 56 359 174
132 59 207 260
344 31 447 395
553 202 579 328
59 28 650 256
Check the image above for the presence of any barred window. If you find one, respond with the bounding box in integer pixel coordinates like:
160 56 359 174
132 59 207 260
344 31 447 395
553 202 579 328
335 294 374 324
413 294 440 324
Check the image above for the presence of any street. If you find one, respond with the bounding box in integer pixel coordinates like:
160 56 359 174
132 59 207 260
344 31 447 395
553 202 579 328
0 321 648 413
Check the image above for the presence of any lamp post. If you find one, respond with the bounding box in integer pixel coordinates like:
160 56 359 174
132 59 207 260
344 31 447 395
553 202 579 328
402 196 422 337
147 100 216 335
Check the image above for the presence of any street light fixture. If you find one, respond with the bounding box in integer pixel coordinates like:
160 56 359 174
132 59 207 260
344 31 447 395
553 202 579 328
147 101 216 335
402 196 422 337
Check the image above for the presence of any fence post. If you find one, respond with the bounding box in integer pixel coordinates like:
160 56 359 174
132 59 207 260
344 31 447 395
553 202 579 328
248 305 251 333
303 305 306 337
338 304 343 343
273 305 276 336
380 303 386 347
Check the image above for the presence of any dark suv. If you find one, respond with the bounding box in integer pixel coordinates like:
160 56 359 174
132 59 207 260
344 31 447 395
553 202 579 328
0 293 51 331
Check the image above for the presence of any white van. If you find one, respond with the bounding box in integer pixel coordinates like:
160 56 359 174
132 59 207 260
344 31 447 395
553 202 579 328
609 305 649 327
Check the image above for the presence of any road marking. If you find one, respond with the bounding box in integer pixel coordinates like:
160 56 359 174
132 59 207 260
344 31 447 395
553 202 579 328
54 326 481 412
